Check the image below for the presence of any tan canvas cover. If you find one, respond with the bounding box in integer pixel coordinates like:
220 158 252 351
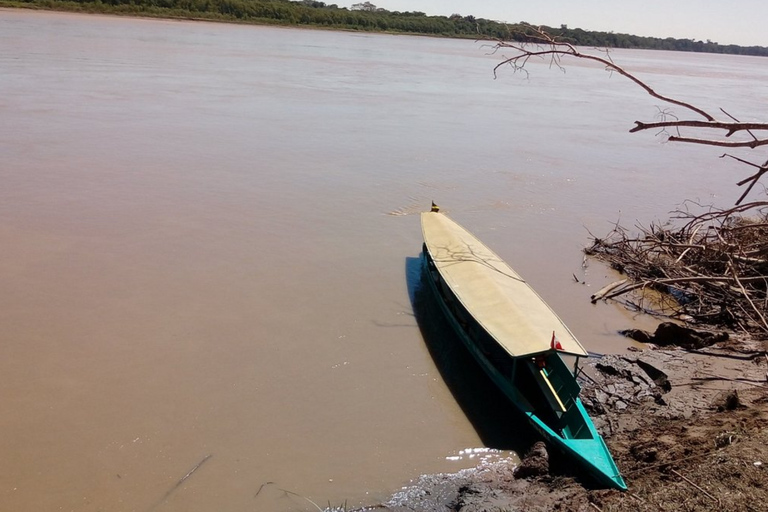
421 212 588 358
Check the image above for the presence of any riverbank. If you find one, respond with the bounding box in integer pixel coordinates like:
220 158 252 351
378 335 768 511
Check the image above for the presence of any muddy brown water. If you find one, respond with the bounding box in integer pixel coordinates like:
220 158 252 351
2 9 767 511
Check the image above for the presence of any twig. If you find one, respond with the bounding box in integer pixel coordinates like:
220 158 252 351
494 31 715 121
149 454 212 511
728 260 768 333
254 482 324 512
670 469 718 503
675 225 702 263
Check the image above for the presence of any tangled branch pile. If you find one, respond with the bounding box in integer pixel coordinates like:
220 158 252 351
587 203 768 337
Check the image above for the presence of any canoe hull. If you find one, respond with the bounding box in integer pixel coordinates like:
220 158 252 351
421 246 626 490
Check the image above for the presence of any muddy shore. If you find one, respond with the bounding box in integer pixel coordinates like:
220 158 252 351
376 333 768 512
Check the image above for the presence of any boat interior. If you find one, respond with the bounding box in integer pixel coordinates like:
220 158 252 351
423 247 592 441
514 354 592 440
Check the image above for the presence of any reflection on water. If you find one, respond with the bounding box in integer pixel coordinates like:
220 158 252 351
2 9 767 512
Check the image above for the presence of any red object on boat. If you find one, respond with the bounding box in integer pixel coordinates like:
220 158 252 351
551 331 563 350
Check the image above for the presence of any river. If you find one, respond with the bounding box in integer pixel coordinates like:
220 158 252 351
1 9 766 511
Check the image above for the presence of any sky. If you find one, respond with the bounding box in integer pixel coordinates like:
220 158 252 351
340 1 767 47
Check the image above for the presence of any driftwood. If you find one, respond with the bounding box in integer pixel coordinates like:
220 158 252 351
586 205 768 336
590 279 628 303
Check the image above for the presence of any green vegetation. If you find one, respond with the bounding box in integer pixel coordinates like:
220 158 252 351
552 23 768 56
4 0 767 56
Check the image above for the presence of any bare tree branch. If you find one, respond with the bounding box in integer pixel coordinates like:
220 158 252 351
666 136 768 149
493 25 716 121
630 120 768 136
493 23 768 205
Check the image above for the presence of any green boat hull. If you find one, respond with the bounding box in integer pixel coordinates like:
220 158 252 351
421 248 626 491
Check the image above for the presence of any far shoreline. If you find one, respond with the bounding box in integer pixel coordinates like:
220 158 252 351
4 6 766 66
2 3 766 56
0 4 479 40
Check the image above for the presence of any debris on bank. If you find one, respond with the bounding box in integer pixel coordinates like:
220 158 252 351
586 210 768 338
579 341 768 512
373 333 768 512
579 342 766 432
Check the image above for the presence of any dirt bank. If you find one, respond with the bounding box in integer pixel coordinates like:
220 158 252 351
377 336 768 512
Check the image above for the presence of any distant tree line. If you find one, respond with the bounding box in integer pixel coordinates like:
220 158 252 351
549 24 767 57
6 0 767 56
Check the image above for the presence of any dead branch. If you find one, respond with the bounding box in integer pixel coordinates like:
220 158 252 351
728 259 768 333
667 135 768 149
495 25 768 329
631 120 768 136
730 157 768 205
493 26 715 121
586 203 768 334
493 23 768 204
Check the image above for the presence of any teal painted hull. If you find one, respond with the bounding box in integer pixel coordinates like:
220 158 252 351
421 250 626 491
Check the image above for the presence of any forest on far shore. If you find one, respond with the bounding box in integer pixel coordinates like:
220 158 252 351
4 0 767 56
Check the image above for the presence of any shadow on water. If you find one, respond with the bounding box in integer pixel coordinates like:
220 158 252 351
405 256 538 454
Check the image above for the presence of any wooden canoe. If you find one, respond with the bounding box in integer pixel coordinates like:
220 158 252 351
421 210 627 491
